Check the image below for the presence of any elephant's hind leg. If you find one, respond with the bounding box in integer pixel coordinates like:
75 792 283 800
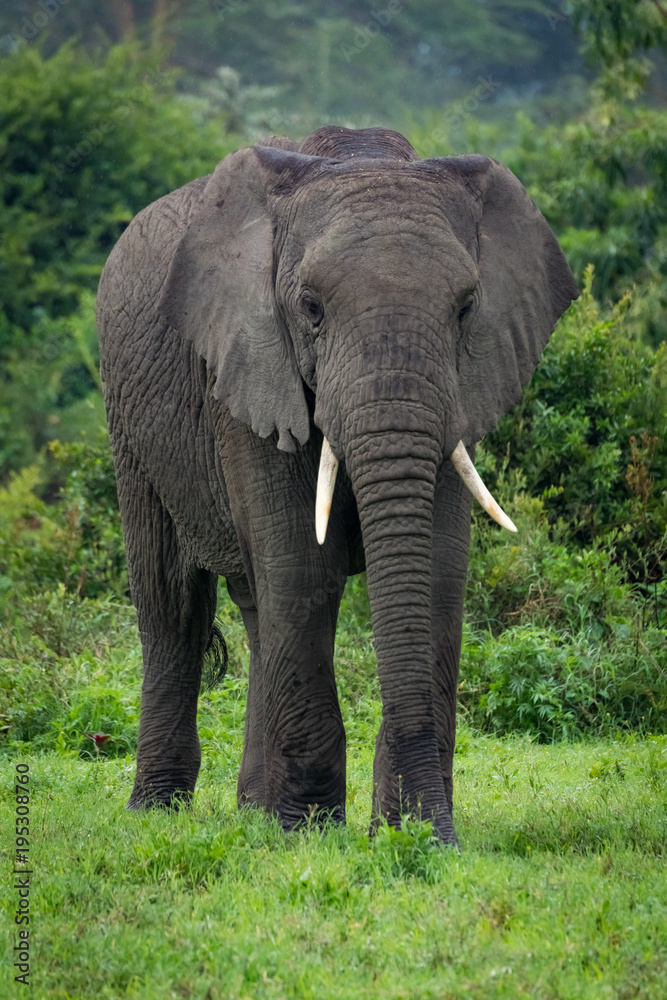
117 455 217 809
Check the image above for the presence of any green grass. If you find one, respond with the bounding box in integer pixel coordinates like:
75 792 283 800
2 584 666 998
3 721 666 997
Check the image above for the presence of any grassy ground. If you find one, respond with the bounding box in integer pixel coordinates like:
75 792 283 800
2 734 666 999
2 583 666 999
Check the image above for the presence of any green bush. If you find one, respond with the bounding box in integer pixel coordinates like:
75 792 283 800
0 43 239 477
460 622 667 740
0 434 126 605
503 106 667 309
0 42 234 335
0 291 105 474
474 270 667 596
467 494 635 634
0 593 141 751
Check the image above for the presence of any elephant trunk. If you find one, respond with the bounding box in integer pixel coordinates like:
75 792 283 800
345 420 454 836
313 310 482 838
315 346 455 834
316 436 517 543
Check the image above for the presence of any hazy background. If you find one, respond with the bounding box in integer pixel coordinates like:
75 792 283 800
1 0 588 127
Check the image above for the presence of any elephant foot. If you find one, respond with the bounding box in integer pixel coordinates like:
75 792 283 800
369 796 459 848
372 722 458 846
127 768 196 811
275 801 346 832
126 790 193 811
238 781 346 831
237 761 266 811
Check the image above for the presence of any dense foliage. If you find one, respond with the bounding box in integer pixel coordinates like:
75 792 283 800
0 42 237 473
478 271 667 584
0 43 234 334
509 106 667 346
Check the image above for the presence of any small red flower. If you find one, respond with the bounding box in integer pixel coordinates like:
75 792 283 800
84 732 112 745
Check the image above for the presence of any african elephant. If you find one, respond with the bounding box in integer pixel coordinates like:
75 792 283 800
97 125 577 845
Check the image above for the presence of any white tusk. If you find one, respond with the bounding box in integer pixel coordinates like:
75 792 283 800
450 440 518 533
315 437 339 544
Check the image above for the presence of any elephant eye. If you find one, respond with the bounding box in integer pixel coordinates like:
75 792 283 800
458 295 475 322
300 290 324 327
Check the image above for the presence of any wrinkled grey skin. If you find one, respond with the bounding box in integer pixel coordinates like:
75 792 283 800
97 126 577 844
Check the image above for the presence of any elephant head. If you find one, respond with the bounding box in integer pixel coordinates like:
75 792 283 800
159 125 577 832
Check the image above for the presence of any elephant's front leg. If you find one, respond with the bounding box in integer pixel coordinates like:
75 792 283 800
224 428 349 829
259 570 347 827
371 453 472 831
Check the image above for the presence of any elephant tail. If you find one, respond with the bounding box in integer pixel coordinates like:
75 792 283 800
202 618 228 691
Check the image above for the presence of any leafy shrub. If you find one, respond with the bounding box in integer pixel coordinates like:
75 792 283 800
503 105 667 326
0 43 238 477
0 465 71 600
0 291 105 474
463 277 667 738
0 434 126 605
460 623 667 740
0 655 62 747
467 494 635 634
0 594 141 751
60 686 139 758
475 270 667 595
0 42 234 335
47 436 127 599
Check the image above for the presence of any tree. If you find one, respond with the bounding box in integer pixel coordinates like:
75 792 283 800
572 0 667 97
0 42 236 477
0 42 233 335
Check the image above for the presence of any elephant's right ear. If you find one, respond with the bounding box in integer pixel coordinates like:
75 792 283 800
159 146 310 452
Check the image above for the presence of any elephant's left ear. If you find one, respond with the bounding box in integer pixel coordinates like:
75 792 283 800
433 155 578 444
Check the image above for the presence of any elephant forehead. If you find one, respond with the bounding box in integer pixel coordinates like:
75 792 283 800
298 224 477 296
282 171 478 289
286 168 452 232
